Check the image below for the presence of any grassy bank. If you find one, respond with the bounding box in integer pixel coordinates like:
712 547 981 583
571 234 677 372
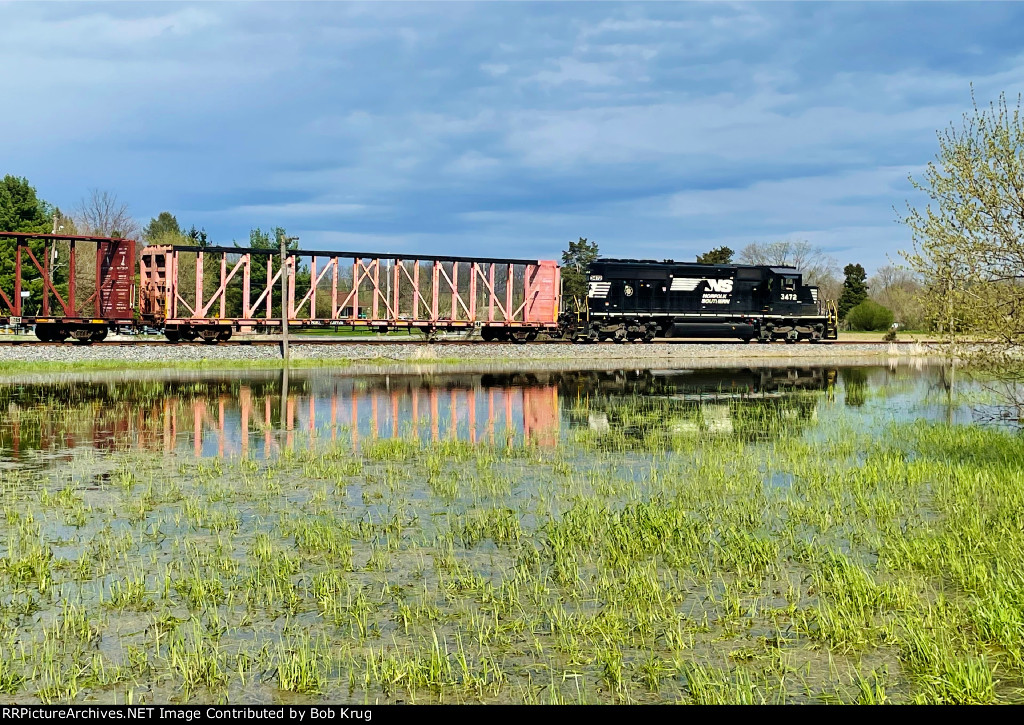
0 405 1021 704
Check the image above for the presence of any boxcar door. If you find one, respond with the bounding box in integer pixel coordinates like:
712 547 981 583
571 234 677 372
97 239 136 319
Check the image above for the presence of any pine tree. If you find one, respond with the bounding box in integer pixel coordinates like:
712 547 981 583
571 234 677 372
838 263 868 319
696 246 734 264
560 237 600 301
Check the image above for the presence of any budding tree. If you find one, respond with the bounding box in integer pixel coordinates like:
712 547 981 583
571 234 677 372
901 91 1024 384
738 239 840 300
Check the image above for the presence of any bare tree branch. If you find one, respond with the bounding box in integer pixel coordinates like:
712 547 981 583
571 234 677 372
74 189 140 239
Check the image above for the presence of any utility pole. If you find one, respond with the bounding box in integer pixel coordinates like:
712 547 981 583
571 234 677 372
279 232 298 362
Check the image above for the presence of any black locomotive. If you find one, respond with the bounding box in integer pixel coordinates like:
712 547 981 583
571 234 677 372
564 259 838 343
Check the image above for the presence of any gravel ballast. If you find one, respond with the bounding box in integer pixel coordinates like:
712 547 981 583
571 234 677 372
0 339 936 368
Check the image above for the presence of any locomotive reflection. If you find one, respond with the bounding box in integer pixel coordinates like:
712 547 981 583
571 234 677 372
0 367 837 463
552 367 837 443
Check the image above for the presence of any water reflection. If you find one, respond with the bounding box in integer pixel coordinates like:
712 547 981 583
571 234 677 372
558 367 836 443
0 364 961 466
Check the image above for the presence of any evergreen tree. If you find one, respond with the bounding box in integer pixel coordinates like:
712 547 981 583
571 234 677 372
186 225 209 247
696 246 734 265
560 237 600 302
838 263 868 319
1 175 55 314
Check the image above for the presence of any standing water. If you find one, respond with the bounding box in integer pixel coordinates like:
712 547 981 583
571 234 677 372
0 361 1019 705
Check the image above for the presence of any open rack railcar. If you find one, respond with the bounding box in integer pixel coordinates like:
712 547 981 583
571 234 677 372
139 244 561 342
0 231 136 342
574 259 838 343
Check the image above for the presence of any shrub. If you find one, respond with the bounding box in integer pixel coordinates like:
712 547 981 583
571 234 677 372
846 299 894 331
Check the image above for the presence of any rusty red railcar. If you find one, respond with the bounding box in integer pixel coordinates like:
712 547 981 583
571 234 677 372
0 231 137 342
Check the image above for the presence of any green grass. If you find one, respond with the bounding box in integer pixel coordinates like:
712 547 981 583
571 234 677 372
0 383 1022 704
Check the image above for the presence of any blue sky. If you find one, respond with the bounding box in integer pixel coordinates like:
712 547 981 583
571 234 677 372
2 2 1022 271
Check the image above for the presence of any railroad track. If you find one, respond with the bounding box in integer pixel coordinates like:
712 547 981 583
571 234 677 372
0 337 917 347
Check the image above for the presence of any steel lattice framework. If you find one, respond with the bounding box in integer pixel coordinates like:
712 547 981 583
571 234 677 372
140 245 560 337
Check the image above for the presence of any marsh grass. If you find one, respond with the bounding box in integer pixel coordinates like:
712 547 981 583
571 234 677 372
0 381 1022 704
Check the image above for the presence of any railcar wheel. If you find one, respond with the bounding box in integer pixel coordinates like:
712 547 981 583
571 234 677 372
165 330 181 343
216 329 232 342
90 328 108 343
34 324 54 342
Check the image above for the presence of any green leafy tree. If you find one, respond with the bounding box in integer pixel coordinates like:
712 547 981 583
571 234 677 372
870 265 925 330
845 299 894 331
838 263 868 319
143 212 181 242
696 246 734 265
561 237 600 302
902 91 1024 386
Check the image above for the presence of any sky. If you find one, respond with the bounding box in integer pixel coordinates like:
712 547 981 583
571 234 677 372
1 1 1022 272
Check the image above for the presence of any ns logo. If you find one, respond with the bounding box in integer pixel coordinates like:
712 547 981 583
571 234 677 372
705 279 733 293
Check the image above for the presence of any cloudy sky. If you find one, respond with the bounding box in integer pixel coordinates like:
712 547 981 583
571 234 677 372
2 2 1021 271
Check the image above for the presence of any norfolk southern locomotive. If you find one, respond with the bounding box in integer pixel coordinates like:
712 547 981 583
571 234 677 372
564 259 838 343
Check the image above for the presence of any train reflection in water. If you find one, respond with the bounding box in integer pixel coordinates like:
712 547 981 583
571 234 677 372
551 367 837 443
0 367 838 463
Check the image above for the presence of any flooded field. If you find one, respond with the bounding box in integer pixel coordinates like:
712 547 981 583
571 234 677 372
0 362 1021 704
